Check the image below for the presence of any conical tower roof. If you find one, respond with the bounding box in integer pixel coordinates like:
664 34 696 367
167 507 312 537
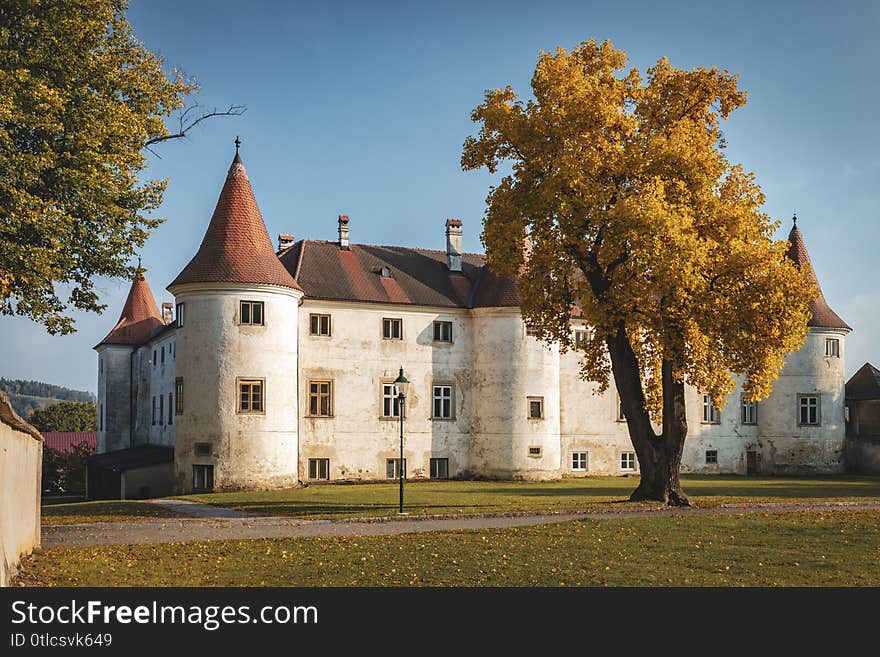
97 269 166 347
168 146 301 291
786 217 850 331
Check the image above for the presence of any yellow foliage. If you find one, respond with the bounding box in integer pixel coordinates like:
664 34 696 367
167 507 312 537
462 39 814 413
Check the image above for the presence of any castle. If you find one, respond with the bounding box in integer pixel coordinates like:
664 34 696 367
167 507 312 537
91 147 851 497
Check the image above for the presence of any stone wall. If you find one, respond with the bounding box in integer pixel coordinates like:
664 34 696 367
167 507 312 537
0 391 42 587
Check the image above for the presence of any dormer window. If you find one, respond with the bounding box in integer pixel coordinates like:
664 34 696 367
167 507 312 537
379 266 392 278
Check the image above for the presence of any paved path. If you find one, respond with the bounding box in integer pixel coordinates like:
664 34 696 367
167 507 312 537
41 500 880 548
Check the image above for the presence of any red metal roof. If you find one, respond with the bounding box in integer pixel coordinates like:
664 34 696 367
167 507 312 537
786 221 850 331
97 272 166 347
169 153 301 291
279 240 519 308
41 432 97 453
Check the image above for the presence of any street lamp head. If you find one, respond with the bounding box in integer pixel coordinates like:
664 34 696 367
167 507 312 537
394 366 410 398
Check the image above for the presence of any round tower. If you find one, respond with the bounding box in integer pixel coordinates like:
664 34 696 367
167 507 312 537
94 269 165 454
468 269 562 480
168 144 303 492
756 217 851 474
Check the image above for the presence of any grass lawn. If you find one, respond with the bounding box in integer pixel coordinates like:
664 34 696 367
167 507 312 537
178 475 880 520
41 500 184 526
17 511 880 586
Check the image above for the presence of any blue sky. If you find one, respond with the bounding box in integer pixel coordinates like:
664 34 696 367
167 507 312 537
1 0 878 392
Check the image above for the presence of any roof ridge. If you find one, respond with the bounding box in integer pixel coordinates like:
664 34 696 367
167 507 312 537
298 239 485 258
294 239 306 281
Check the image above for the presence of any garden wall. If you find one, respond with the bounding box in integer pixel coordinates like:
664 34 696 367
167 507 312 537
0 391 42 586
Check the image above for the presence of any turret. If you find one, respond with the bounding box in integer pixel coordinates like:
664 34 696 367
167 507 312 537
755 216 851 473
168 140 303 492
94 268 165 453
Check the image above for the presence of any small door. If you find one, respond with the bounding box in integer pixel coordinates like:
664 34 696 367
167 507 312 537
746 450 758 476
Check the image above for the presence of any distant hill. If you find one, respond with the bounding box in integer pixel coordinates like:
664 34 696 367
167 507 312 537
0 378 96 421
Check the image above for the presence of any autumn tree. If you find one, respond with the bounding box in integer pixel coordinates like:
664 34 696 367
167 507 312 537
0 0 242 333
28 401 97 432
462 40 814 505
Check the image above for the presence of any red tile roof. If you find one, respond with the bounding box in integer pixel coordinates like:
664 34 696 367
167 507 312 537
168 153 301 291
41 432 97 453
97 271 166 347
786 221 850 331
280 240 519 308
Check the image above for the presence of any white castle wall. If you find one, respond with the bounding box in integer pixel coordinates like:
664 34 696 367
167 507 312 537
297 300 473 481
144 333 176 447
558 323 638 477
469 308 561 480
96 345 133 453
171 283 301 492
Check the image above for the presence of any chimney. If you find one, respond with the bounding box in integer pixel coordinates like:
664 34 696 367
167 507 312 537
445 218 462 272
161 302 173 325
277 233 295 252
338 215 350 250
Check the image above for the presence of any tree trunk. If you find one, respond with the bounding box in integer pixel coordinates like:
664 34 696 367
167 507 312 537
606 327 690 506
658 358 689 506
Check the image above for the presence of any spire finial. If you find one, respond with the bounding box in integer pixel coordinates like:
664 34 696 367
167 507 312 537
234 135 241 153
137 256 142 269
792 213 797 227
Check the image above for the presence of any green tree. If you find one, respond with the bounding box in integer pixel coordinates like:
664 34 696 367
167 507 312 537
28 401 97 432
462 40 813 505
0 0 242 333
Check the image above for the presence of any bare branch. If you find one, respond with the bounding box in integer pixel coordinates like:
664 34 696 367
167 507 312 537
144 104 246 146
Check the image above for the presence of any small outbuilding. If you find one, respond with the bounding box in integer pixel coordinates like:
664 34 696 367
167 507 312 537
86 445 174 500
845 362 880 474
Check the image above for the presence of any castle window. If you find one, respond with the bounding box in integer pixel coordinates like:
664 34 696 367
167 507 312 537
192 465 214 493
528 446 543 458
309 313 331 337
172 341 175 359
99 404 103 431
386 458 406 479
161 345 165 364
153 350 157 368
527 396 544 420
705 450 718 464
308 458 330 481
574 329 589 348
430 457 449 479
194 443 212 456
620 452 636 471
176 303 185 328
151 396 157 425
432 385 453 419
308 380 332 417
382 383 401 418
238 379 264 413
825 338 840 358
741 396 758 425
571 451 589 471
383 318 403 340
240 300 264 326
168 393 173 425
99 358 103 374
433 320 453 343
617 395 626 422
159 394 164 425
798 394 821 426
175 378 184 415
701 395 721 424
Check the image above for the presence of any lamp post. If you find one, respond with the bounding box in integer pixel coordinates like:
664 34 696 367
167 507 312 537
393 367 410 514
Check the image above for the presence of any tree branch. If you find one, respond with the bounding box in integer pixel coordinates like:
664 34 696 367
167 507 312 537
144 104 246 146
